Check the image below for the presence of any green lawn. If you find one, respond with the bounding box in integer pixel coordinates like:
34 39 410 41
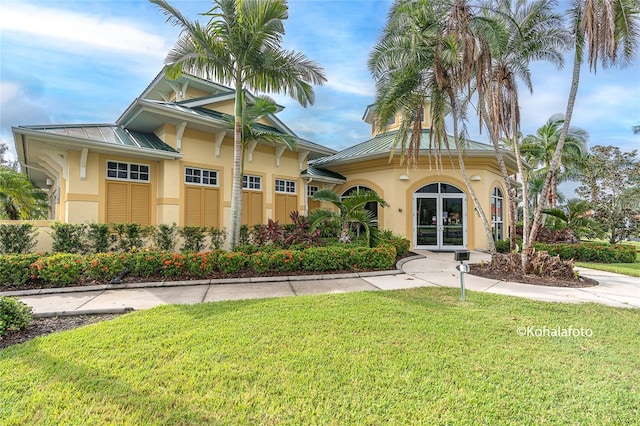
576 252 640 277
2 288 639 424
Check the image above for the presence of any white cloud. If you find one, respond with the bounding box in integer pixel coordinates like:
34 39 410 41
0 81 20 104
0 2 170 58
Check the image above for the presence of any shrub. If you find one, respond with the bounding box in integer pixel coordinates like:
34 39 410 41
0 254 40 286
32 253 84 287
252 219 284 247
184 251 218 278
238 225 251 245
154 223 178 252
111 223 148 252
50 222 87 254
302 247 349 271
249 249 304 274
534 243 637 263
283 212 320 248
216 251 248 274
0 296 33 337
126 251 164 278
209 227 226 250
86 223 111 253
179 226 207 252
495 239 511 253
84 252 127 282
0 223 37 254
381 232 410 256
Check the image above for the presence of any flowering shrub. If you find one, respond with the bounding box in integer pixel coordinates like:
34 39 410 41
183 251 218 278
126 251 164 278
0 254 40 286
32 254 84 287
84 252 127 281
0 296 32 337
216 251 249 274
250 250 303 274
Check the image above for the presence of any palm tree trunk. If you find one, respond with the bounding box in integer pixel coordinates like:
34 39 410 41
527 48 581 252
226 79 245 251
450 93 496 254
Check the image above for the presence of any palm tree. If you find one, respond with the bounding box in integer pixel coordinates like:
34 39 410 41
480 0 570 253
527 0 640 250
308 188 388 247
0 167 48 220
521 114 589 208
151 0 326 250
543 198 604 239
368 0 498 253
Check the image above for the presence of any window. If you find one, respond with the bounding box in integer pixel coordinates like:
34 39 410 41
491 187 504 241
275 179 296 194
242 174 262 190
185 167 218 186
342 185 379 225
307 185 319 197
106 161 150 182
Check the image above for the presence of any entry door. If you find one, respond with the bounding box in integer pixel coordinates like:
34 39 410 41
414 195 466 250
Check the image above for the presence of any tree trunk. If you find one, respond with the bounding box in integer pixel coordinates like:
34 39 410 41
527 48 582 252
450 92 496 254
226 79 245 251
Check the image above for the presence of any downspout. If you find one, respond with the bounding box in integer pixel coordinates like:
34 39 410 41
305 178 313 215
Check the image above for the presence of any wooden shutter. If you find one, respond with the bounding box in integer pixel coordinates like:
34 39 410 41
275 194 298 224
185 186 202 226
242 191 263 226
203 188 219 227
106 182 128 223
130 184 150 225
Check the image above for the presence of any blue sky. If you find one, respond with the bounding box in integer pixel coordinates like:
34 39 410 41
1 0 639 172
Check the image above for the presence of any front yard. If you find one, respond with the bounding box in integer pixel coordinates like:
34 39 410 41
2 287 638 424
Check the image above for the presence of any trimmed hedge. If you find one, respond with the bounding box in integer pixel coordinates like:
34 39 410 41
534 243 637 263
0 296 33 337
0 245 398 289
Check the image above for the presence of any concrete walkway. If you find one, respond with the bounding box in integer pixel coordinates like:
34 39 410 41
2 251 638 317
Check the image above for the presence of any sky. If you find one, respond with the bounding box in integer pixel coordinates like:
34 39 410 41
1 0 639 192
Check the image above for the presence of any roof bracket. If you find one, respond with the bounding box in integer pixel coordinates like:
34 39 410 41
275 145 287 167
247 140 258 163
79 147 88 181
214 131 225 157
298 150 309 170
176 121 187 152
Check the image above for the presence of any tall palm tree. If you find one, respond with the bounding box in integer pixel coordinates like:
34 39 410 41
151 0 326 250
527 0 640 250
480 0 570 253
521 114 589 208
0 167 48 220
308 188 388 247
369 0 498 253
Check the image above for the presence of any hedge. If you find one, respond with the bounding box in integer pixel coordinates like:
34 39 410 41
534 243 637 264
0 245 398 289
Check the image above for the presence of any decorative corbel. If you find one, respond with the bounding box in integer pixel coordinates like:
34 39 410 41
275 145 287 167
298 150 309 170
247 140 258 162
214 131 225 157
176 121 187 152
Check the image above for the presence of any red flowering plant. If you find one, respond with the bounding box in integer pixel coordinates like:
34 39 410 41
183 251 218 278
161 253 186 278
216 251 248 274
84 252 126 282
31 253 84 287
0 254 40 287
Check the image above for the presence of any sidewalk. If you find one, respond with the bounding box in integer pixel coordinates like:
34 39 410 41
3 251 638 317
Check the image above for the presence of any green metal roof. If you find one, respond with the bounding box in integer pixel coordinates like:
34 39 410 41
301 166 346 182
311 129 497 167
18 124 179 153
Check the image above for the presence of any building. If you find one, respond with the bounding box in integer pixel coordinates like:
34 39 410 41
13 70 517 251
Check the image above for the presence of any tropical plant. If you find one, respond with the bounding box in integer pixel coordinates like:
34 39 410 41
479 0 570 252
309 188 388 247
521 114 589 209
151 0 326 251
527 0 640 251
0 166 48 220
542 198 604 239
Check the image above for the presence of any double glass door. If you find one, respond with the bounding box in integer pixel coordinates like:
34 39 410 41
414 195 466 250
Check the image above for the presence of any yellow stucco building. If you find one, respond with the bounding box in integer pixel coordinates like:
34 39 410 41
13 70 517 251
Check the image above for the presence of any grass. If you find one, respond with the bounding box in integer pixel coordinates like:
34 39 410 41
1 288 639 425
576 252 640 277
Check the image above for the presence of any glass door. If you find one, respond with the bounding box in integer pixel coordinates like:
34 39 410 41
442 197 464 248
415 197 438 248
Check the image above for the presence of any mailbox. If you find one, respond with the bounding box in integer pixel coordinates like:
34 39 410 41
454 250 470 262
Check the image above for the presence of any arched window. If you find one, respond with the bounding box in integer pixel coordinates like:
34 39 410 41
341 186 379 222
491 187 504 241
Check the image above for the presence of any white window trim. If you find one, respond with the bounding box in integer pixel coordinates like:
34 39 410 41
307 185 319 197
106 160 150 182
242 174 262 191
275 178 296 194
491 188 504 240
184 167 219 187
